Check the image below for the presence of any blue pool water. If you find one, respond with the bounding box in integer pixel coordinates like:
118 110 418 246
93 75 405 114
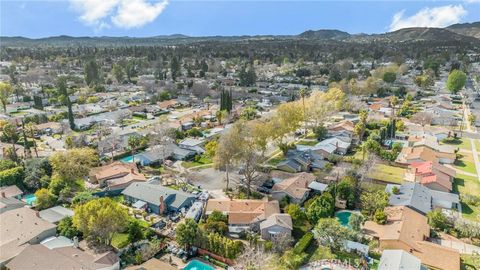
183 260 215 270
121 156 134 163
23 194 37 205
335 211 352 228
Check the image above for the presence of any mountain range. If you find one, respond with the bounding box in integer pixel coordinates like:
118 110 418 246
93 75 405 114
1 22 479 47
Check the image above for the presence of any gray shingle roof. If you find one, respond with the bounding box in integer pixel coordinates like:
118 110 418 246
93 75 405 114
122 182 195 209
388 182 432 214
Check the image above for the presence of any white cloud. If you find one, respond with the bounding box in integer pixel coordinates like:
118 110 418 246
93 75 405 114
70 0 168 30
389 5 467 31
112 0 169 29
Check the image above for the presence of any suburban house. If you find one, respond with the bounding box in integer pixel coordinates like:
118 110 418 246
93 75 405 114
259 213 293 241
39 206 74 224
327 120 355 138
178 138 206 154
205 198 280 233
89 162 147 192
0 196 25 214
404 161 456 192
378 250 422 270
270 172 316 204
395 146 455 164
0 185 23 199
386 182 460 215
316 137 352 155
6 240 120 270
408 135 455 155
125 258 176 270
362 206 460 270
0 207 57 266
35 122 63 135
122 182 196 214
276 150 327 173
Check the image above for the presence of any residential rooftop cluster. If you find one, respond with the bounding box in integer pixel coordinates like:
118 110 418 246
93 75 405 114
0 28 480 270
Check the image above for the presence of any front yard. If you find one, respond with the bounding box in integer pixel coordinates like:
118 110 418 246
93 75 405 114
181 156 213 169
367 164 406 184
453 173 480 222
441 137 472 151
453 152 478 175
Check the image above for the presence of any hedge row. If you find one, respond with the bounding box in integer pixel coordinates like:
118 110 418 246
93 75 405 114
293 232 314 254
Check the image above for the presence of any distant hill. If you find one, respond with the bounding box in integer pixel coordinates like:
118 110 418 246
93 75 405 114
298 29 350 40
1 22 478 47
447 22 480 39
379 27 479 42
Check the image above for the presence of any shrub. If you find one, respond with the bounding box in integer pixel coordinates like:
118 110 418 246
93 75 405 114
293 232 313 254
427 209 449 231
374 209 387 224
0 166 24 188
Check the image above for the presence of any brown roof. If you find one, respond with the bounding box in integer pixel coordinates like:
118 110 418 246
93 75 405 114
0 208 56 263
0 185 23 198
363 206 459 270
328 120 355 133
6 244 119 270
271 172 316 199
124 258 176 270
158 99 179 109
89 161 139 182
205 199 280 225
396 147 439 164
35 122 62 130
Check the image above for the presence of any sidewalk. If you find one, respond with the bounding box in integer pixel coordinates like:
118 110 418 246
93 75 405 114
469 138 480 181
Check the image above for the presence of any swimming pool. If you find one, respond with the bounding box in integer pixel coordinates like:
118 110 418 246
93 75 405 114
23 194 37 205
335 211 352 228
183 259 215 270
121 155 134 163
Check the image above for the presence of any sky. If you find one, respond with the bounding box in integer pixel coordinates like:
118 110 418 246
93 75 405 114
1 0 479 38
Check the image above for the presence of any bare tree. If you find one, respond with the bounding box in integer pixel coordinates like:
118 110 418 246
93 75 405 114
411 112 433 130
234 245 275 270
149 123 175 160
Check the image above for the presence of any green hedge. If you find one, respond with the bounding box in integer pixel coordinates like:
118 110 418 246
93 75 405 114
0 166 24 188
293 232 313 254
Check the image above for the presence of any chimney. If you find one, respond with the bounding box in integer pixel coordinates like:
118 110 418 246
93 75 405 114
1 191 5 198
35 211 40 218
159 196 165 214
130 168 135 174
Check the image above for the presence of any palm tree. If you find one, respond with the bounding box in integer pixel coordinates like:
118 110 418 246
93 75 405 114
25 122 39 158
128 135 142 164
1 123 19 161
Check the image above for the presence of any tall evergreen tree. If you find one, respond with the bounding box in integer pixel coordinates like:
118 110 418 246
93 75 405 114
57 76 75 130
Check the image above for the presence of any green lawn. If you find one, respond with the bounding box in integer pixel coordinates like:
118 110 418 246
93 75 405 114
307 245 363 267
453 153 478 175
182 156 212 168
111 233 129 249
474 139 480 151
297 140 318 146
441 137 472 151
368 164 406 184
453 174 480 222
266 154 285 166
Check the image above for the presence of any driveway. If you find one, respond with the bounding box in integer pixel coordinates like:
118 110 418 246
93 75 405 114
186 167 242 198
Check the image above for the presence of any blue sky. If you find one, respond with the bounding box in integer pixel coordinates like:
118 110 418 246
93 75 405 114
1 0 479 38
